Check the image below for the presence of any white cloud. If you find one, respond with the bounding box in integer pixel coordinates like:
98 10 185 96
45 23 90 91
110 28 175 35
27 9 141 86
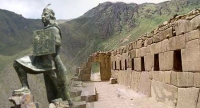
0 0 169 19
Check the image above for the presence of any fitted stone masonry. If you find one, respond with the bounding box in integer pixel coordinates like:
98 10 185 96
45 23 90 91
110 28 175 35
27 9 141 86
79 8 200 108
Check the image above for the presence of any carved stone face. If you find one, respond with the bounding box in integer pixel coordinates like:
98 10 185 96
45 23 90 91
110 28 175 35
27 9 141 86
41 11 50 23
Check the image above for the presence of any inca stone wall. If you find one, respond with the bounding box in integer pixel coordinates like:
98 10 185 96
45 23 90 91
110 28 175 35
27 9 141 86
110 9 200 108
78 52 111 81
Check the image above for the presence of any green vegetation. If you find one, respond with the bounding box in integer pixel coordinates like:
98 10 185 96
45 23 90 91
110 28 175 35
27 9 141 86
91 62 100 73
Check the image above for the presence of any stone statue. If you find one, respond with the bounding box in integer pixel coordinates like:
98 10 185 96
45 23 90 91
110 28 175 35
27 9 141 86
13 4 73 106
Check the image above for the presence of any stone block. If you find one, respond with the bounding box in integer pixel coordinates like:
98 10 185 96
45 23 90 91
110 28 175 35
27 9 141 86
136 48 141 57
182 39 200 72
171 72 194 87
70 87 82 97
136 40 143 48
150 43 155 54
133 72 141 92
80 68 91 74
190 15 200 30
71 81 83 87
159 71 165 82
175 19 190 35
81 62 87 68
175 34 186 50
168 37 176 51
144 39 148 47
138 72 151 96
194 73 200 88
163 82 178 108
146 45 151 53
129 49 136 58
81 87 97 102
134 58 141 71
168 35 186 51
151 80 178 108
110 78 117 84
147 37 153 45
185 29 200 42
153 33 161 43
81 74 91 81
159 51 173 71
161 27 173 39
140 47 146 57
161 39 169 52
144 53 153 71
73 101 87 108
177 88 199 108
154 42 162 54
163 71 172 84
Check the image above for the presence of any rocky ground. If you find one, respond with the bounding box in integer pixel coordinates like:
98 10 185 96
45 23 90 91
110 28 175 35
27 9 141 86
88 73 171 108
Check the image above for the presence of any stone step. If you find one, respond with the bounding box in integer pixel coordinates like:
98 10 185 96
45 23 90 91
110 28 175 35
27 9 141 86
49 101 86 108
70 87 83 97
72 101 86 108
71 81 83 87
81 86 98 102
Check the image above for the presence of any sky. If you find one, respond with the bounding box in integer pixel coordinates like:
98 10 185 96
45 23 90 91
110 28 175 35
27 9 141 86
0 0 169 20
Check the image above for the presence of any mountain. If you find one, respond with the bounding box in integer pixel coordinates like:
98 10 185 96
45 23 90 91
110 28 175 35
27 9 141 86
0 0 200 107
59 0 200 66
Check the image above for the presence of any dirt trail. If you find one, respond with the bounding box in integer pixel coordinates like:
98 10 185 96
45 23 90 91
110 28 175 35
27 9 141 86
87 73 172 108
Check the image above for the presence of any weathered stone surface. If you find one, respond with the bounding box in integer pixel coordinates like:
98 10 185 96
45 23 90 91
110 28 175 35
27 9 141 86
177 88 199 108
146 45 151 54
153 33 161 43
161 27 173 39
138 72 151 96
81 74 91 81
80 68 91 74
70 87 83 97
110 78 117 84
161 39 169 52
140 47 146 57
163 71 172 84
154 42 162 54
175 34 186 50
144 53 153 71
151 71 160 81
185 29 200 42
136 48 141 58
182 39 200 72
190 15 200 30
133 72 141 92
134 58 141 71
150 44 155 54
151 80 178 108
125 68 132 87
73 101 86 108
129 49 136 58
81 62 87 68
147 37 153 45
9 93 38 108
168 35 186 51
171 72 194 87
71 81 83 87
175 19 190 35
81 87 97 102
159 51 173 71
136 39 143 48
194 73 200 87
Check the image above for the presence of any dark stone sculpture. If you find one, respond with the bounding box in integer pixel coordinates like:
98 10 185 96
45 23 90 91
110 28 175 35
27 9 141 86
12 4 73 106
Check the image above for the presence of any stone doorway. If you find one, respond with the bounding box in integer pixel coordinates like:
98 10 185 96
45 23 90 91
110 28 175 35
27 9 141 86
91 62 101 81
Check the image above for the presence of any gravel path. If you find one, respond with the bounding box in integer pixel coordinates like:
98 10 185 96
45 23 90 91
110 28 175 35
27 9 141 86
87 73 172 108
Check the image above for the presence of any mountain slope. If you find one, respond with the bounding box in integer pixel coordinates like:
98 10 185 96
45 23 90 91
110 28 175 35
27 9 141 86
0 9 42 56
59 0 200 67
